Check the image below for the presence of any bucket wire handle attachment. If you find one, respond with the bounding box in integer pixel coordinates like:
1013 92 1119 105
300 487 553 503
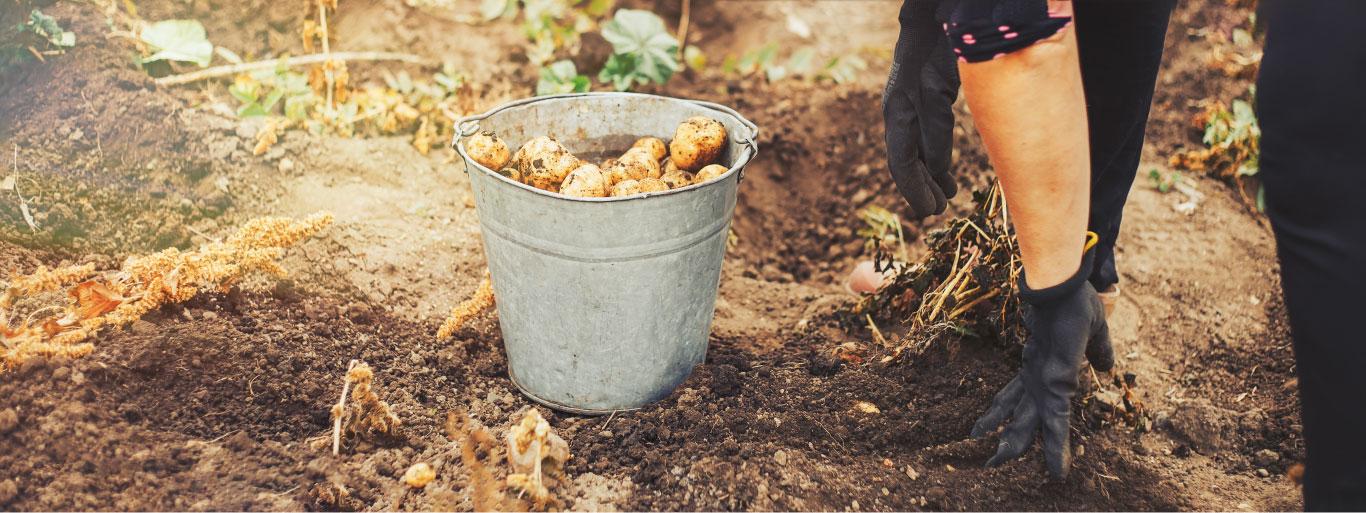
457 119 481 138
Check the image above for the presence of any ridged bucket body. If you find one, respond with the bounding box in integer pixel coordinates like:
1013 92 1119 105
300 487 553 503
453 93 758 413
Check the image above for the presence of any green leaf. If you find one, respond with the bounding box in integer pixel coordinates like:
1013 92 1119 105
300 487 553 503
822 54 867 84
260 88 286 112
537 59 591 95
736 43 777 76
785 48 816 78
598 53 638 91
684 45 706 72
583 0 615 17
237 102 268 118
228 80 259 104
600 9 679 85
284 93 314 121
214 46 243 65
24 10 75 49
139 19 213 67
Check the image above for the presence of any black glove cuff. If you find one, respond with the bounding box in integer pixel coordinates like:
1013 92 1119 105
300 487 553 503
1019 240 1097 306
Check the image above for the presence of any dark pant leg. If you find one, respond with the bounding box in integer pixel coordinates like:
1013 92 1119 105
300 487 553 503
1073 0 1176 291
1257 1 1366 509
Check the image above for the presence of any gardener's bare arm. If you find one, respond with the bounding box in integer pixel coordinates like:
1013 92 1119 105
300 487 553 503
884 0 1114 480
958 27 1089 290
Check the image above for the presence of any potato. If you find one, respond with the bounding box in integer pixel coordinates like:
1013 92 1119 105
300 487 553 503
662 157 680 176
669 116 727 171
465 131 511 171
513 136 580 191
559 163 608 198
631 137 668 162
622 147 663 179
495 166 522 183
603 147 661 185
610 179 641 197
694 164 728 184
638 177 669 193
660 169 694 189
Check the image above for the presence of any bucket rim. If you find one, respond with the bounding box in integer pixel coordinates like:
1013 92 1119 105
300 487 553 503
451 92 759 203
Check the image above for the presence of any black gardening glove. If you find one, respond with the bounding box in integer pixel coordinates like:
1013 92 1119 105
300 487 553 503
883 0 960 219
970 243 1115 480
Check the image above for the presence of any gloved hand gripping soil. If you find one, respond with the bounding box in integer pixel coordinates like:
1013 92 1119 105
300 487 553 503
970 239 1114 480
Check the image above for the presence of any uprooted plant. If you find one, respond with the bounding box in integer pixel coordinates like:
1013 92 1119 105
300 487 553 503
328 359 402 455
847 183 1025 357
1 212 334 371
448 408 570 511
450 412 509 512
504 408 571 509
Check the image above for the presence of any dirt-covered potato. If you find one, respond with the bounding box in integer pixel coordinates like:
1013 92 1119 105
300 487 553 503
513 136 580 191
559 163 608 198
669 116 728 171
662 157 680 176
631 137 668 162
465 131 511 171
660 169 695 189
495 166 522 183
610 179 641 197
603 148 661 185
637 177 669 193
694 164 729 184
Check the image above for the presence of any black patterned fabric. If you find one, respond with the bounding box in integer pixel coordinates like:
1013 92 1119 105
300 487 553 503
943 0 1072 62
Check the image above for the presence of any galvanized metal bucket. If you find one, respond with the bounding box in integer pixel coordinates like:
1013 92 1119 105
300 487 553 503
452 92 759 414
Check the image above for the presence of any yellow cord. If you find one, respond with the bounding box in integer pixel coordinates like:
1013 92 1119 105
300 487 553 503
1084 231 1099 252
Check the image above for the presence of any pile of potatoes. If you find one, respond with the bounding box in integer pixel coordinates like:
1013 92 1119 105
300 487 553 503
463 116 731 198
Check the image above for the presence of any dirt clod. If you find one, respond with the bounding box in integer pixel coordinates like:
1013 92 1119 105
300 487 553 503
0 479 18 506
0 409 17 434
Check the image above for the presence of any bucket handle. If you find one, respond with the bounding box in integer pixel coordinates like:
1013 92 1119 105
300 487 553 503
451 93 759 180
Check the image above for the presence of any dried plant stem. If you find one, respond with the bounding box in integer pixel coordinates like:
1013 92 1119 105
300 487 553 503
866 314 889 347
677 0 691 60
153 52 425 86
317 0 335 110
332 359 357 455
949 289 998 320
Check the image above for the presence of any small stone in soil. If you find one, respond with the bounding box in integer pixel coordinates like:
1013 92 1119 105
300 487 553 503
774 450 788 466
0 408 18 434
1253 449 1280 467
0 479 18 506
1256 468 1270 478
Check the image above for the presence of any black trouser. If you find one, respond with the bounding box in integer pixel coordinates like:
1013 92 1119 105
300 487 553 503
1257 1 1366 509
1075 0 1176 292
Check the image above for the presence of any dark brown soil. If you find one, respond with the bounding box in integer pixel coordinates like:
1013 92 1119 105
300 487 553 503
0 0 1303 511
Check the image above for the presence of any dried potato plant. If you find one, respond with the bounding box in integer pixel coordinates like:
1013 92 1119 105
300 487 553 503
848 183 1025 356
504 408 570 509
1 212 334 371
330 360 402 454
446 409 571 512
435 275 495 340
450 412 510 512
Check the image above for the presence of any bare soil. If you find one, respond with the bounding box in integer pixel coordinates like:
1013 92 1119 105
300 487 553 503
0 0 1302 511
